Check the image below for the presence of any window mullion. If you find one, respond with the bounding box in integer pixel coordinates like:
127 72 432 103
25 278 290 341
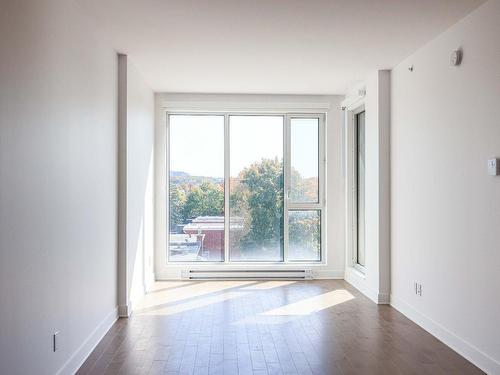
283 114 291 262
288 203 322 210
224 114 230 263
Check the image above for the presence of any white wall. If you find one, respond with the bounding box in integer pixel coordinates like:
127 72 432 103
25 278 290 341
0 1 118 374
343 71 391 304
154 93 345 279
390 1 500 373
117 56 155 316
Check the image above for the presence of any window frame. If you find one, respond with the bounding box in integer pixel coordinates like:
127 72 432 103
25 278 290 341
166 111 326 265
285 114 325 262
167 113 226 263
347 105 367 274
227 114 285 262
354 110 366 269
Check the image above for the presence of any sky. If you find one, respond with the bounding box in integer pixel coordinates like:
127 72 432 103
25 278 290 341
169 115 318 178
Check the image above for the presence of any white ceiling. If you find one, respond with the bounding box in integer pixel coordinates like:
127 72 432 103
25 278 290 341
79 0 484 94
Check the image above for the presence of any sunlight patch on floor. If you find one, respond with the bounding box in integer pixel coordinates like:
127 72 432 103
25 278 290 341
136 280 255 311
148 281 196 293
137 291 248 316
261 289 355 316
240 281 296 290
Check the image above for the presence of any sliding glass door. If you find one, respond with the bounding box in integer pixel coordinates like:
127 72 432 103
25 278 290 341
167 113 324 263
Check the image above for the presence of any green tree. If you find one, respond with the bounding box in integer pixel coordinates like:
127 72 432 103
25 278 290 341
169 186 186 230
290 167 318 202
182 182 224 220
289 211 320 258
238 158 284 250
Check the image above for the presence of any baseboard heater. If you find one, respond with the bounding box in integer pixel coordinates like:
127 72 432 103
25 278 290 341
181 269 313 280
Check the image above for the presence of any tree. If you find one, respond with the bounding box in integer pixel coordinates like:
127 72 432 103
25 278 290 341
291 167 318 202
169 186 186 231
237 158 284 250
182 182 224 220
289 211 320 258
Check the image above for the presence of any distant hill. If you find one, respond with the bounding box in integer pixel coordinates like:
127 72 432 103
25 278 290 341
170 171 190 177
170 171 223 186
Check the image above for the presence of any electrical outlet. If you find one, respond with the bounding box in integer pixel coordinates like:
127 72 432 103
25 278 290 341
414 282 422 296
53 331 59 352
488 158 499 176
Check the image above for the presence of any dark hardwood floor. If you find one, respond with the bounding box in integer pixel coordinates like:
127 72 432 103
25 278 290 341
77 280 483 375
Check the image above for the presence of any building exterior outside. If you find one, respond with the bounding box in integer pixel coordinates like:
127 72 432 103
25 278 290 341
169 216 243 261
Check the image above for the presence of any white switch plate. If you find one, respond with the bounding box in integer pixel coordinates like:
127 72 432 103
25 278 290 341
488 158 499 176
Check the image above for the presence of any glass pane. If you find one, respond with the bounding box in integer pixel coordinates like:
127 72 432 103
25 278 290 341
229 116 284 261
288 210 321 261
290 118 319 203
168 115 224 262
357 111 366 267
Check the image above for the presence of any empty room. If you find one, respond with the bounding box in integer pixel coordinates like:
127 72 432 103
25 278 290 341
1 0 499 374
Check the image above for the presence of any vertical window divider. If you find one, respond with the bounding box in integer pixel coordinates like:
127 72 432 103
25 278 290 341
352 112 358 265
166 113 171 257
224 113 230 263
319 114 327 263
283 114 291 262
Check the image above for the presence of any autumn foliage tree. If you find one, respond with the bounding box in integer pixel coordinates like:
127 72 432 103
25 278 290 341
169 182 223 231
182 182 224 220
231 158 284 253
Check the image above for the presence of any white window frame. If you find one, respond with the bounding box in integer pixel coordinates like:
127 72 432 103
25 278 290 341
165 111 326 265
345 102 367 275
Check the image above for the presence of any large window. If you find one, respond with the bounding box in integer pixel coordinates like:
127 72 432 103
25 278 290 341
167 113 325 263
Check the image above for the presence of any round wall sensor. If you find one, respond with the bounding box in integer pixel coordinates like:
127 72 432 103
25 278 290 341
450 49 462 66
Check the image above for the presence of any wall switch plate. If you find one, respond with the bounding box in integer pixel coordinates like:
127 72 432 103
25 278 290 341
53 331 59 352
488 158 499 176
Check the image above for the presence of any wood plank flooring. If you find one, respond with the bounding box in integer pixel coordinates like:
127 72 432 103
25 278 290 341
77 280 484 375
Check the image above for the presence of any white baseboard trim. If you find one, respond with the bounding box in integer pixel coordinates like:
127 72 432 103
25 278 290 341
56 307 118 375
118 304 132 317
391 294 500 375
377 292 391 304
313 269 344 279
344 268 390 305
345 271 375 303
156 269 180 280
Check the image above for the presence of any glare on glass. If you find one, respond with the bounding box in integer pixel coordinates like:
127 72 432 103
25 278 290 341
288 210 321 261
229 115 284 261
290 118 319 203
168 115 225 262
